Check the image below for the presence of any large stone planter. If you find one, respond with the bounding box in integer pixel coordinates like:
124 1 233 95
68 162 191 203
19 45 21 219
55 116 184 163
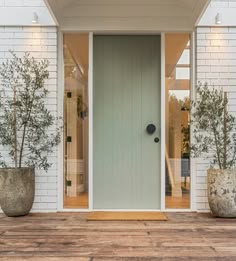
207 169 236 218
0 168 35 217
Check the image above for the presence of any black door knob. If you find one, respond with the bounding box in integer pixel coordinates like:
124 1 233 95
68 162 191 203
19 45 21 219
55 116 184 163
154 137 160 143
146 124 156 135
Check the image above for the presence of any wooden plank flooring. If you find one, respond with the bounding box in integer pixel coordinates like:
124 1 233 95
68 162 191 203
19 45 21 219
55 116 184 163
0 212 235 260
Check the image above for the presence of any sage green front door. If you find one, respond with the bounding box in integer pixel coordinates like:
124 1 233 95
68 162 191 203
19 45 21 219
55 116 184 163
93 35 161 209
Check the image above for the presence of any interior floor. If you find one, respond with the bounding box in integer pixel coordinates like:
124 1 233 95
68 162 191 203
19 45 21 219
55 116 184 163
165 193 190 209
64 192 190 209
64 192 88 209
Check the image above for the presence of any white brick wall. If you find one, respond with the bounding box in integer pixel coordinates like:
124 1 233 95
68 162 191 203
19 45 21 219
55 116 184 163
0 26 58 212
0 0 45 7
195 26 236 211
0 0 55 26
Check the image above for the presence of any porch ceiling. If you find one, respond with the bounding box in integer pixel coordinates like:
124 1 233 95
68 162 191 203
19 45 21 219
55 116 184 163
45 0 210 31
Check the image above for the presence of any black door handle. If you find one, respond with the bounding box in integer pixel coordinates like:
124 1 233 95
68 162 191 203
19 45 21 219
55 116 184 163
146 124 156 135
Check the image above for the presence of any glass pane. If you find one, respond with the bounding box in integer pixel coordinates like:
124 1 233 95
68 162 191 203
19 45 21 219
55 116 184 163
63 34 89 209
165 33 191 209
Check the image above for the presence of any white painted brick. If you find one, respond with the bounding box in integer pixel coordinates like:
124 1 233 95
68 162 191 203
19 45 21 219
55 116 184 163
14 32 33 38
196 197 208 203
196 184 207 190
47 33 57 39
229 66 236 72
47 45 57 52
228 79 236 85
41 38 57 46
229 2 236 8
211 66 228 72
40 196 57 203
197 66 209 73
211 39 229 46
23 0 45 7
197 46 206 52
197 40 210 46
41 27 57 33
196 177 207 184
211 1 229 8
197 72 206 79
197 52 211 59
196 203 209 210
197 27 211 33
0 32 14 38
36 176 48 183
46 203 57 209
229 28 236 33
209 78 230 86
47 190 57 196
211 27 229 33
196 189 207 197
197 60 206 66
206 46 221 53
5 27 23 32
32 202 48 209
35 190 48 196
32 32 47 39
43 52 57 59
205 72 220 78
5 0 24 6
23 27 41 33
197 34 206 40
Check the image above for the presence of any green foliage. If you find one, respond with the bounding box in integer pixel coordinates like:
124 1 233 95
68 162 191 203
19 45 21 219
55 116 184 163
0 52 61 171
191 82 236 169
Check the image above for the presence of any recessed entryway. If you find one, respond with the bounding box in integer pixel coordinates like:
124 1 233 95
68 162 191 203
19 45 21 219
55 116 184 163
61 33 192 210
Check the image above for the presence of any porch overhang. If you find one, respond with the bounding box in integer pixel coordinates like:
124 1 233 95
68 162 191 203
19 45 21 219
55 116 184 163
44 0 210 32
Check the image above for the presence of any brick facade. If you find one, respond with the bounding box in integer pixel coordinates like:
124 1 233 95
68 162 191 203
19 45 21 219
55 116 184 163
195 26 236 211
0 26 58 211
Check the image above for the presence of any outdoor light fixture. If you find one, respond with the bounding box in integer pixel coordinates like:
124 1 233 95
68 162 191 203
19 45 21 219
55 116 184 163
215 13 222 25
32 12 39 24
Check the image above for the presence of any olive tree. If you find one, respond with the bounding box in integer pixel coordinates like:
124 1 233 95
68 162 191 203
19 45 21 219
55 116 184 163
191 82 236 169
0 52 61 171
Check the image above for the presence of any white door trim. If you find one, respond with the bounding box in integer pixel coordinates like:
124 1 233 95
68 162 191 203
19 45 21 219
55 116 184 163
88 32 94 210
190 31 196 211
160 32 166 211
57 29 64 212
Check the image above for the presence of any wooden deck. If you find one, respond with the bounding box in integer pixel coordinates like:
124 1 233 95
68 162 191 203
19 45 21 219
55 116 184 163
0 212 236 260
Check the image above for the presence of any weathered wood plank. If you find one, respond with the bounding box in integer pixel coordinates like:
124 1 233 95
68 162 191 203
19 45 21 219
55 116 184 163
0 213 235 260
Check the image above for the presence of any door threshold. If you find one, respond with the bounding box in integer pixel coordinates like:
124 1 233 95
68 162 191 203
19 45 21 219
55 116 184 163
61 209 90 212
60 208 194 212
164 209 194 212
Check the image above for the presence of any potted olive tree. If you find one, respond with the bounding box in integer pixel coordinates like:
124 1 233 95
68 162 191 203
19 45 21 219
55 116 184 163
0 52 61 217
191 82 236 217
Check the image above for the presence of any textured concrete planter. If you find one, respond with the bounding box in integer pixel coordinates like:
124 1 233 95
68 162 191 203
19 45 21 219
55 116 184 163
207 169 236 218
0 168 35 217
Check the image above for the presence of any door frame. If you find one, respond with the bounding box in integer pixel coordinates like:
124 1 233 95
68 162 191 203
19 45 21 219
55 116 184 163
57 31 194 212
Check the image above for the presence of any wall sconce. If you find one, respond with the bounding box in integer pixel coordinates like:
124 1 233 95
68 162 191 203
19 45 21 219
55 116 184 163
215 13 222 25
32 12 39 24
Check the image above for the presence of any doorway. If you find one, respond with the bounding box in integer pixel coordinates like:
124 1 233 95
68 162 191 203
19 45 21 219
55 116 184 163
93 35 161 209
